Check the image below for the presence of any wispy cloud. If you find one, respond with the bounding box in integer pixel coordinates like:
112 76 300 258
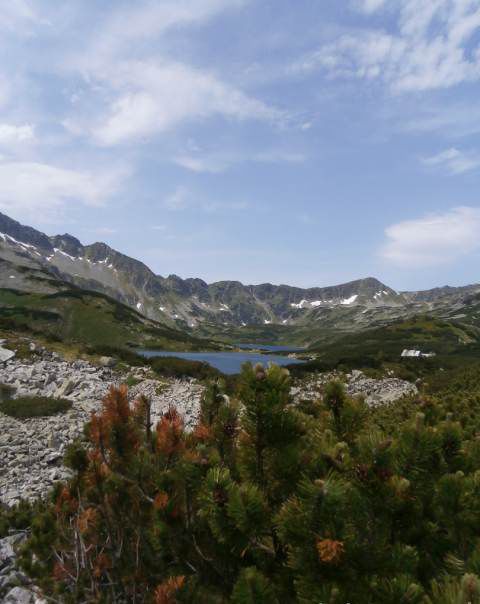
356 0 387 13
173 149 305 173
163 185 249 213
0 123 34 145
87 61 280 146
292 1 480 93
62 0 280 146
381 206 480 267
402 102 480 138
0 161 129 218
78 0 248 62
422 148 480 174
0 1 37 31
164 186 191 211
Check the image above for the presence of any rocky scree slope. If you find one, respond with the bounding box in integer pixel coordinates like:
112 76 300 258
0 347 204 509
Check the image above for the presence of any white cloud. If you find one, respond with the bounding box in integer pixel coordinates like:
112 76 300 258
86 61 280 146
422 148 480 174
356 0 388 14
95 0 247 54
0 1 36 30
174 154 230 174
0 161 129 216
63 0 278 146
0 123 34 145
164 186 190 211
402 103 480 138
173 149 305 173
294 0 480 93
381 207 480 267
163 185 248 212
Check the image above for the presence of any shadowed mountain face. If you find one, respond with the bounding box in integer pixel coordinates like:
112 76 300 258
0 211 479 341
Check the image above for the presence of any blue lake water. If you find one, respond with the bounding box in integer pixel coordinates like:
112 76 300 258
137 349 306 375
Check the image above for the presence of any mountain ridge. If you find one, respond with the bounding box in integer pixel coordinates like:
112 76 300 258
0 211 479 340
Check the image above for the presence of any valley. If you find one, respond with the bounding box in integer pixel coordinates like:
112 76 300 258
2 210 480 353
2 211 480 603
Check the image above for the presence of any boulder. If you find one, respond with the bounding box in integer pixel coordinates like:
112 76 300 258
55 379 76 398
0 347 15 364
99 356 117 368
4 586 34 604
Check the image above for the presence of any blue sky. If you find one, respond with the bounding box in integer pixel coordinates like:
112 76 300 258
1 0 480 291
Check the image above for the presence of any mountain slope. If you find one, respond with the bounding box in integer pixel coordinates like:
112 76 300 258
1 211 479 345
0 285 218 351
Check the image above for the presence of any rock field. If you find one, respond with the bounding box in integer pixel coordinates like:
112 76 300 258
0 346 420 603
0 349 203 508
291 368 418 407
0 532 46 603
0 348 419 509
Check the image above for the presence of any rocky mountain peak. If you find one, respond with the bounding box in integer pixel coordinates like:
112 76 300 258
0 211 53 251
50 234 84 258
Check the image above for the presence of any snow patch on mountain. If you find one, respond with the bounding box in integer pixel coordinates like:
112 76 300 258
291 299 309 309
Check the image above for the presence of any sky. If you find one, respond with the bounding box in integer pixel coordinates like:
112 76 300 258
1 0 480 291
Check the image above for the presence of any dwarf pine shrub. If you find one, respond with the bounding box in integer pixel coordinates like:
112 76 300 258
17 363 480 603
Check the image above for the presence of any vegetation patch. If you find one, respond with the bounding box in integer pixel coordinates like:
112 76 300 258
0 287 218 351
0 383 15 401
0 499 44 539
0 396 72 418
15 363 480 603
124 374 141 388
148 355 222 380
83 344 146 367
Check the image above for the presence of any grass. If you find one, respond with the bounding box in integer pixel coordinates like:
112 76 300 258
286 315 480 383
0 286 219 352
0 396 72 418
124 374 142 388
0 383 15 402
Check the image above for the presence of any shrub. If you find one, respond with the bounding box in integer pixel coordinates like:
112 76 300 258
148 355 222 380
0 500 43 539
0 383 15 402
17 363 480 603
124 374 141 388
83 344 146 366
0 396 72 418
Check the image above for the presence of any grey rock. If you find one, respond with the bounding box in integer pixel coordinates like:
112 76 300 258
0 352 204 507
55 379 76 398
99 356 117 368
0 347 15 364
4 586 34 603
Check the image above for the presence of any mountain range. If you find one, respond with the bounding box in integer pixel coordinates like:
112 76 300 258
1 211 479 345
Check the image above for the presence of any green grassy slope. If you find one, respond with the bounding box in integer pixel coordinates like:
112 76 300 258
287 316 480 376
0 287 220 351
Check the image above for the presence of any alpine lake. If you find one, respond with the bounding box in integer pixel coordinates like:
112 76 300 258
137 344 307 375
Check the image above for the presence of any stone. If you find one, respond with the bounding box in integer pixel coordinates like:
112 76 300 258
0 538 15 567
4 586 34 603
55 379 76 398
99 356 117 368
0 347 15 364
0 352 204 508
